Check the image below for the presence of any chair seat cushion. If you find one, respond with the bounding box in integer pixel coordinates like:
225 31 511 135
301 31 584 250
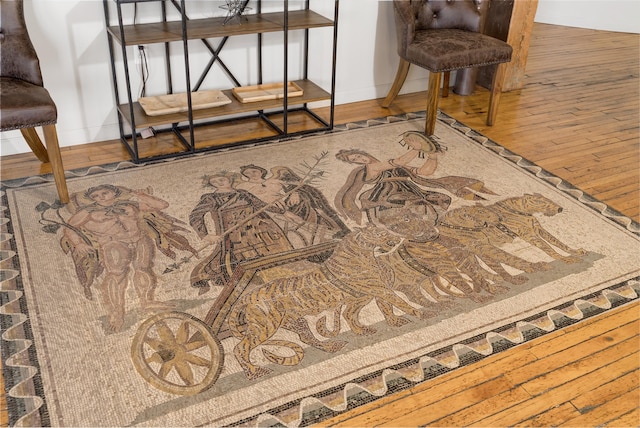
405 29 513 72
0 77 57 131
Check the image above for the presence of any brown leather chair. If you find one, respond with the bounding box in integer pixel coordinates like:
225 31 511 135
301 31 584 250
1 0 69 203
382 0 513 136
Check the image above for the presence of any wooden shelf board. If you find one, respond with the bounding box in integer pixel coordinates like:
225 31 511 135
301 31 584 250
107 10 333 46
117 79 330 128
231 81 304 103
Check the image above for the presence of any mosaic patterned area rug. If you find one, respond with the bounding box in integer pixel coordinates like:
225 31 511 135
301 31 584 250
1 113 639 427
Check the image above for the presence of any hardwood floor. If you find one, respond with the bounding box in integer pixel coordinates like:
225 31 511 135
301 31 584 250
1 23 638 427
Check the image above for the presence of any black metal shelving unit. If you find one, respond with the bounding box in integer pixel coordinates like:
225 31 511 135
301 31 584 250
103 0 339 162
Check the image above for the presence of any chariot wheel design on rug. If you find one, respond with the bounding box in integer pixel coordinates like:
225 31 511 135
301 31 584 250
1 113 638 427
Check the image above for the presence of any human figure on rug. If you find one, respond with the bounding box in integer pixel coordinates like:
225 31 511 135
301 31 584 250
188 172 294 294
237 164 350 246
61 184 197 333
334 132 496 224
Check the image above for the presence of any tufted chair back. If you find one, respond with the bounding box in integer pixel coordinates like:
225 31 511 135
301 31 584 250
382 0 512 137
414 0 488 31
395 0 489 50
0 0 44 86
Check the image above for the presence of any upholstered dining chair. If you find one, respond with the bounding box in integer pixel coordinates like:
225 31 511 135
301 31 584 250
382 0 513 136
1 0 69 203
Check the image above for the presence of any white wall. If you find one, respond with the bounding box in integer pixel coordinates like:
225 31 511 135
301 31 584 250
1 0 636 156
535 0 640 34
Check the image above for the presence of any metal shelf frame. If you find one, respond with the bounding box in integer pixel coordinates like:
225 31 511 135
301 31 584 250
103 0 339 163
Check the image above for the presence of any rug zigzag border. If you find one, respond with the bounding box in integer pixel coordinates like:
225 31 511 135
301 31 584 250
0 161 140 191
0 194 50 427
233 279 639 427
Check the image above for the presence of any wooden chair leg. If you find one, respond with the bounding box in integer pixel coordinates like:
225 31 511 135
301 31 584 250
441 71 450 98
487 63 507 126
42 124 69 203
425 72 441 136
20 127 50 163
381 58 411 108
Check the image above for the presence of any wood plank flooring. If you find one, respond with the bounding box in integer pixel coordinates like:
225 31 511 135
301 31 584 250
1 23 638 427
321 303 639 427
